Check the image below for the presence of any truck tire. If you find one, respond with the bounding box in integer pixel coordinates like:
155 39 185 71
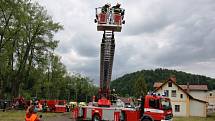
142 119 151 121
141 116 152 121
92 114 101 121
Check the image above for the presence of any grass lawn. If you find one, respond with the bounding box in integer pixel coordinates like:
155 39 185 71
0 110 58 121
174 113 215 121
0 110 215 121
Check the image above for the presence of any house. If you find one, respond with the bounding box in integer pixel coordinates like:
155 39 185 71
153 76 208 117
154 81 208 102
206 90 215 113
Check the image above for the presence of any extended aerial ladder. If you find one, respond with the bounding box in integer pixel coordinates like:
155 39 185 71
99 31 115 100
95 5 125 106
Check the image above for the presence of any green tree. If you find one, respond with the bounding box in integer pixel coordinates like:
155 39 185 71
0 0 98 100
111 68 215 97
133 74 147 97
0 0 62 98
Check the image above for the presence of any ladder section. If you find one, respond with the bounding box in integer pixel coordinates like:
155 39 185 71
100 31 115 99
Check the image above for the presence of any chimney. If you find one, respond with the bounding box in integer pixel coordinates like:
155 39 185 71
187 82 190 93
170 75 176 83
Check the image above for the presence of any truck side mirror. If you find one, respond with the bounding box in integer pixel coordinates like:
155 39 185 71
94 19 97 23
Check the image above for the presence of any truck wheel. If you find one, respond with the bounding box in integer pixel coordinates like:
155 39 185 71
142 119 151 121
92 114 101 121
141 117 152 121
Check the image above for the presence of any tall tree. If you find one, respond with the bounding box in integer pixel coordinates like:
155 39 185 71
0 0 62 98
0 0 98 100
133 74 147 97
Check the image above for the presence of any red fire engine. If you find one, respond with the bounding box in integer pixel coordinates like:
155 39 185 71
72 4 173 121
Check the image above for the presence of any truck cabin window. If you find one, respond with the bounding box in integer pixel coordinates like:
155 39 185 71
149 99 159 109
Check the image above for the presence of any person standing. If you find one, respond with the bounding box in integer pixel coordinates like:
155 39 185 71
3 101 7 112
101 3 111 13
112 3 122 14
25 105 41 121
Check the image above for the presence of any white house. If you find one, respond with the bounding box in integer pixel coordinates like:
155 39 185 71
206 90 215 113
153 76 208 117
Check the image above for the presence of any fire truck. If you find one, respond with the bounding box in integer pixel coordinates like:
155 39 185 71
72 4 173 121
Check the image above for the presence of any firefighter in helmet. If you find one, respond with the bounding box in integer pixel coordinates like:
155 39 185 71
112 3 122 14
101 3 111 13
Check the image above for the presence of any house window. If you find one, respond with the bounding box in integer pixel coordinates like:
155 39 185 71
149 99 159 109
168 82 172 87
164 90 169 97
180 94 183 98
171 90 176 97
175 105 180 112
210 93 212 96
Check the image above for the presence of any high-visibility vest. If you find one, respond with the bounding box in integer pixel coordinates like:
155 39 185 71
25 114 37 121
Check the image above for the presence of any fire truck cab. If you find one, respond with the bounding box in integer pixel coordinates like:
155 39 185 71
117 95 173 121
95 7 125 32
139 95 172 121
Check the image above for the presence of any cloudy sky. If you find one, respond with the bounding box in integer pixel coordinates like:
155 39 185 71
36 0 215 83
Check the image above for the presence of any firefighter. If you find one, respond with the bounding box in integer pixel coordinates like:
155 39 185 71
110 89 117 103
140 96 145 118
101 3 110 13
25 105 41 121
112 3 122 14
3 101 7 112
42 101 48 112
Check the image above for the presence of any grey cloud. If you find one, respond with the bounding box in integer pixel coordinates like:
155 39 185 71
71 34 99 58
37 0 215 83
67 57 100 81
152 15 215 66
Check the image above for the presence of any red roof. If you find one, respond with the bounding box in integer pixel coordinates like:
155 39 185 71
180 85 208 91
153 82 208 91
153 82 162 88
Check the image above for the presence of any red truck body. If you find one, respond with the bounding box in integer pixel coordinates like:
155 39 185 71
72 95 173 121
39 100 66 113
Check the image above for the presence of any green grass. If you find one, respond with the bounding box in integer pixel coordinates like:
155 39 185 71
173 113 215 121
0 110 58 121
0 110 215 121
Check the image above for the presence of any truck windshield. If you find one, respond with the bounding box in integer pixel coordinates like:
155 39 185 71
160 98 171 110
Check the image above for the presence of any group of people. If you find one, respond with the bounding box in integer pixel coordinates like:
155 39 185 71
101 3 124 16
98 3 125 25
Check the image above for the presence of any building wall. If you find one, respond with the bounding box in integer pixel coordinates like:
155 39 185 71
171 100 187 116
155 83 189 116
206 90 215 106
189 90 207 101
206 90 215 113
190 99 207 117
